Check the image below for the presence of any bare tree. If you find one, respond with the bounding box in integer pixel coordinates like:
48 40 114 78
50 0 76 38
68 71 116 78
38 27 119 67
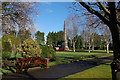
86 14 97 52
69 3 103 52
66 14 79 52
101 26 112 53
1 2 37 35
81 29 88 49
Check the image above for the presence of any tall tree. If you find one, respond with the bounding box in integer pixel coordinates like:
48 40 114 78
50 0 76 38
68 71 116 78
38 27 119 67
74 2 120 80
81 29 89 49
47 32 53 47
74 35 83 50
101 26 112 53
56 31 64 46
35 31 45 45
91 33 102 49
66 14 79 52
47 31 64 48
86 14 97 51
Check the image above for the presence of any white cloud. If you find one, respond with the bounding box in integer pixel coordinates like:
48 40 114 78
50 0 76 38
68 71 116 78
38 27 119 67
46 9 53 13
43 2 52 5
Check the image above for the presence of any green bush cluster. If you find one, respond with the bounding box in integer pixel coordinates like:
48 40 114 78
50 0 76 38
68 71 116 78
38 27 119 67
2 34 21 52
2 35 56 60
40 45 56 61
2 52 11 59
2 52 22 59
17 38 41 57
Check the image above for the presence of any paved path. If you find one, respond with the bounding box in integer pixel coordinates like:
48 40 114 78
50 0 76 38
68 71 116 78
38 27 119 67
2 56 113 80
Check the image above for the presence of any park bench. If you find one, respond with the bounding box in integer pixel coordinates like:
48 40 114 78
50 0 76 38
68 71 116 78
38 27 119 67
15 57 49 73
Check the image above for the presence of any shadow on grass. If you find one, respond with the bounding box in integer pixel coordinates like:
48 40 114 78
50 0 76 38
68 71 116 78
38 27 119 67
2 71 39 80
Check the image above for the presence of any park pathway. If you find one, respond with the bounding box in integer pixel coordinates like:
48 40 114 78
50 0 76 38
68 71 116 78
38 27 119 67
2 56 113 80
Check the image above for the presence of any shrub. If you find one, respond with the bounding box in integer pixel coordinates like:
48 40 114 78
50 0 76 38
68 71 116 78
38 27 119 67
15 53 22 58
2 34 21 53
2 52 11 59
2 52 22 59
17 38 41 57
40 45 56 61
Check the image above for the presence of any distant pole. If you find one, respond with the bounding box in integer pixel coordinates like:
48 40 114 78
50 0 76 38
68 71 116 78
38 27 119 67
64 21 69 51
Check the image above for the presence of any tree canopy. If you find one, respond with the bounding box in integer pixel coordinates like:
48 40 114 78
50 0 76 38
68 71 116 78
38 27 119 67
35 31 45 45
1 2 37 34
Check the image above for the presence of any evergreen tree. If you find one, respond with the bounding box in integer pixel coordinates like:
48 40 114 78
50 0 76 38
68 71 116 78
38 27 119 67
35 31 45 45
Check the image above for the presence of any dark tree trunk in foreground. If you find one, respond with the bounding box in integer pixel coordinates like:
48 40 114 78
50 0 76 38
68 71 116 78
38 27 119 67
108 3 120 59
109 3 120 80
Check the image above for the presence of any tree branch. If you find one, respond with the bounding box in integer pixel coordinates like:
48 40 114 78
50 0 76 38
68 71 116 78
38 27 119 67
79 2 110 26
98 2 110 16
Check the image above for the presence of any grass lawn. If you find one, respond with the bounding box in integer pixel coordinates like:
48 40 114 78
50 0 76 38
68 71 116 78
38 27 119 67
56 50 113 58
55 50 113 63
60 63 112 79
85 50 113 53
48 50 113 67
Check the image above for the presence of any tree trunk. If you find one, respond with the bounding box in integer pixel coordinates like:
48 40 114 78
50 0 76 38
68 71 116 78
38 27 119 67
88 42 91 53
108 2 120 80
83 42 85 48
92 44 94 51
106 43 109 53
108 2 120 59
110 25 120 80
91 37 94 51
73 41 76 52
110 25 120 59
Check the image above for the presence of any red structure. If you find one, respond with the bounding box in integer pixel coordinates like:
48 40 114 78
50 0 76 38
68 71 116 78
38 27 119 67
16 57 49 72
56 48 70 51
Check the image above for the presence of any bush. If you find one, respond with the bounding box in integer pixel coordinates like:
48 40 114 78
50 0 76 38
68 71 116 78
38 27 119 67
2 52 22 59
17 38 41 57
2 34 21 53
15 53 22 58
2 52 11 59
40 45 56 61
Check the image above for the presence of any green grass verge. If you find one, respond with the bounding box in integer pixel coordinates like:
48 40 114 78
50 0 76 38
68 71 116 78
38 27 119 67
48 61 59 66
55 51 113 64
60 63 112 79
56 51 113 58
48 50 113 68
84 50 113 53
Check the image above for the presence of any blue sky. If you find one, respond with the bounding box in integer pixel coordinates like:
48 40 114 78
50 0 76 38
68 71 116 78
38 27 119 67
33 2 73 39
